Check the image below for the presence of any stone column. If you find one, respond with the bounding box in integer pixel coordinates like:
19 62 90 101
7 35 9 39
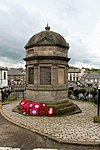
65 65 69 97
53 65 58 87
34 65 38 89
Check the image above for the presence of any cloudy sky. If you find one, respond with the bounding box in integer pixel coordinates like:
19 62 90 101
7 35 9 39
0 0 100 68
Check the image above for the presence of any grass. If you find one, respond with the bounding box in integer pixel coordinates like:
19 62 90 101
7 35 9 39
93 116 100 123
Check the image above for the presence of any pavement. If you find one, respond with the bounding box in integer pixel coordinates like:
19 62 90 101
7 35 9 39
0 100 100 146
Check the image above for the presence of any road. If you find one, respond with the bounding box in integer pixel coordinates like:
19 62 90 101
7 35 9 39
0 113 100 150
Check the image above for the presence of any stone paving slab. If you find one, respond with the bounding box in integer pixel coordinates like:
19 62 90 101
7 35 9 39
0 147 20 150
1 100 100 145
0 148 57 150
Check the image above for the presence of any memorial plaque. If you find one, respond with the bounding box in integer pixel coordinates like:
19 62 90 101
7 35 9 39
40 67 51 85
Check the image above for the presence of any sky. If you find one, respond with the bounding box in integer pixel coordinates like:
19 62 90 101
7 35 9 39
0 0 100 69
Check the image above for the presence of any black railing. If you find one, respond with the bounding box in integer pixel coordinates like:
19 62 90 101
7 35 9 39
1 86 26 102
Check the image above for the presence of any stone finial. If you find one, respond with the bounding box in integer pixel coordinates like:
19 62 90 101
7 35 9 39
45 23 50 31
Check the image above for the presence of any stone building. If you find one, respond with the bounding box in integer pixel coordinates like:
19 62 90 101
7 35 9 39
8 68 25 89
81 72 100 88
24 24 70 104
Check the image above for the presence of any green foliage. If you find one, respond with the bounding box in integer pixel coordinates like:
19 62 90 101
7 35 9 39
93 116 100 123
82 67 90 71
68 90 73 98
5 92 17 102
69 65 100 73
91 68 100 72
90 89 97 98
79 88 86 94
69 66 78 69
73 89 79 98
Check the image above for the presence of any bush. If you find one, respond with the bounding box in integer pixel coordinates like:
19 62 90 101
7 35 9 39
73 89 79 99
79 88 86 95
68 90 73 98
93 116 100 123
90 89 97 99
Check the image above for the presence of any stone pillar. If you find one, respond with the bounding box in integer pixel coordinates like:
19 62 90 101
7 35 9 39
65 66 68 97
53 65 58 87
34 65 38 89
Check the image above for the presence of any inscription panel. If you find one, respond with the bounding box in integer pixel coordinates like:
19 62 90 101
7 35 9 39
40 67 51 85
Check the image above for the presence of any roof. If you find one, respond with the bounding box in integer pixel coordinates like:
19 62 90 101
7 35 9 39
8 69 25 76
25 25 69 49
81 72 100 79
0 66 8 70
68 81 78 87
68 68 81 73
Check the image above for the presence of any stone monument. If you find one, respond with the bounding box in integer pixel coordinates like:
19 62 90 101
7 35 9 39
24 24 70 104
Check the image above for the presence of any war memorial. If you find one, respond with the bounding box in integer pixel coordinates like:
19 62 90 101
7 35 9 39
22 24 81 116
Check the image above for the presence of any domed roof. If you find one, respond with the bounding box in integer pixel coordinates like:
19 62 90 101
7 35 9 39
25 24 69 49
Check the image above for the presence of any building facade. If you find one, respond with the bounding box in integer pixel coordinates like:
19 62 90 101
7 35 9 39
81 72 100 88
68 68 86 82
8 68 25 89
0 67 8 88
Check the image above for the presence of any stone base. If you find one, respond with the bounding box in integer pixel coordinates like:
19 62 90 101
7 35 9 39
25 89 68 104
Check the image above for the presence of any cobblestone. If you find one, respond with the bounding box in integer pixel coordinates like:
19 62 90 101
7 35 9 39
1 100 100 145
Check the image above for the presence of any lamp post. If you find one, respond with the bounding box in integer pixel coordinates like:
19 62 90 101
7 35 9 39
97 83 100 116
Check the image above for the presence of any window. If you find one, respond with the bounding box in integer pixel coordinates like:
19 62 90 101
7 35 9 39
4 72 6 79
70 73 72 81
28 67 34 84
73 73 75 76
40 67 51 85
73 77 75 81
76 77 79 82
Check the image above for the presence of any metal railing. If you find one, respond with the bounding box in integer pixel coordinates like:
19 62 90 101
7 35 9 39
1 86 26 102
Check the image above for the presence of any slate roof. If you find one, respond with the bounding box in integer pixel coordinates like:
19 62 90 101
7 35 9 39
68 81 78 87
8 69 24 76
81 72 100 79
0 66 8 70
68 68 81 73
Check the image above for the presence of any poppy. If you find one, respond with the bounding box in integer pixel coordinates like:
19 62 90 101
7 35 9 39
29 108 39 116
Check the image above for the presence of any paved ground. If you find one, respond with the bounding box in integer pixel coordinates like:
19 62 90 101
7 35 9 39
0 100 100 149
1 112 100 150
0 113 63 150
1 100 100 145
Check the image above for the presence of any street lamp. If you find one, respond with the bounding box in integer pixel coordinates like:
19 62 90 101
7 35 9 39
97 83 100 116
